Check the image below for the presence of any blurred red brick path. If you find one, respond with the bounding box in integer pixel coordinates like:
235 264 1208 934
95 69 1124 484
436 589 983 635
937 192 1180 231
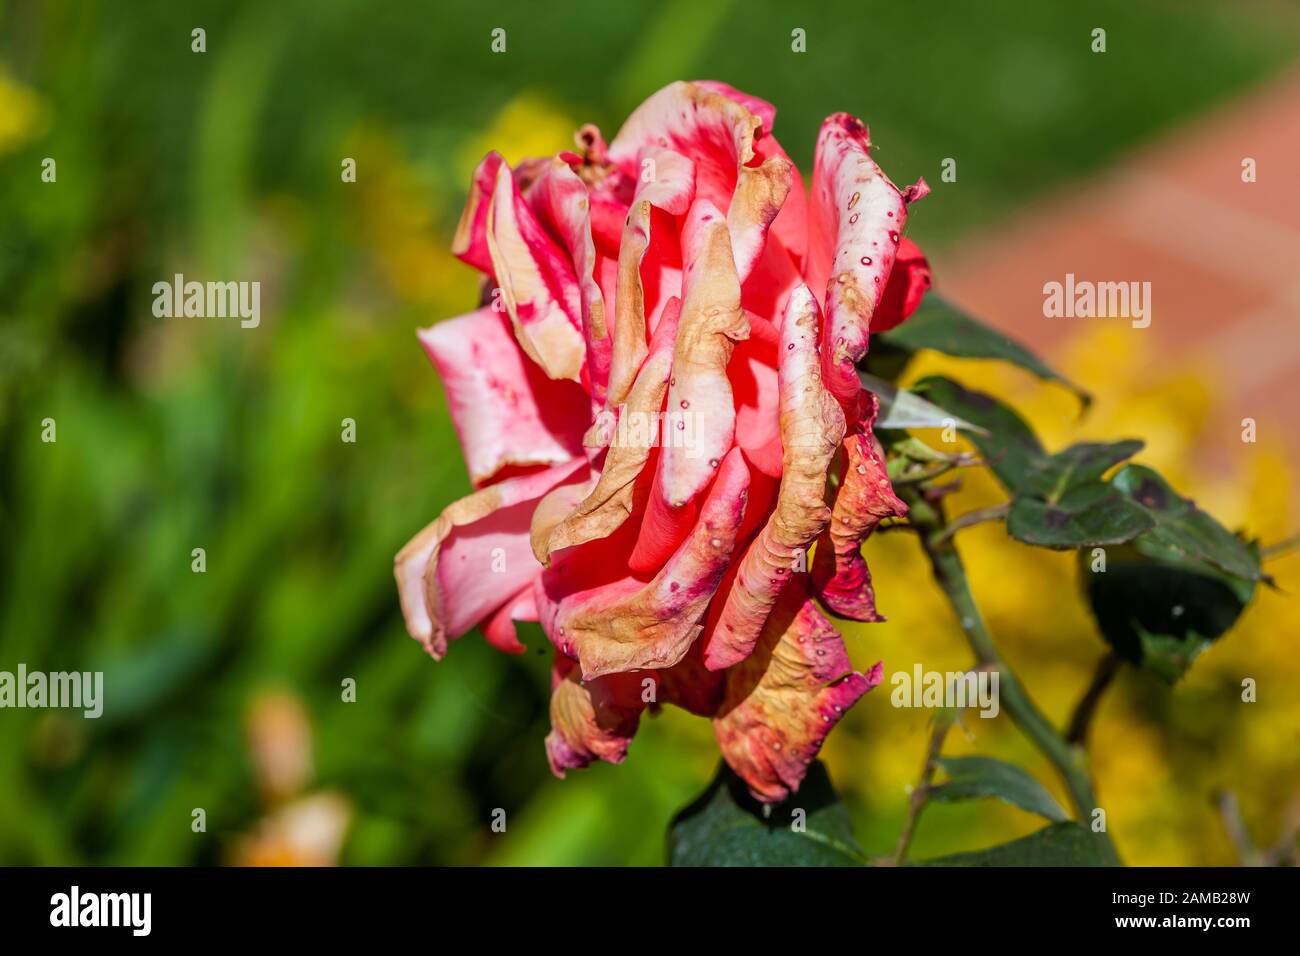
935 67 1300 485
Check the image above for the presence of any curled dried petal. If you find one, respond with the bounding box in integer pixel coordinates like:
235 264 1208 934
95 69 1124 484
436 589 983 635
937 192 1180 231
713 582 882 802
555 447 751 680
529 464 600 564
705 285 845 669
658 199 749 508
606 147 695 408
811 395 906 621
545 645 726 778
486 161 587 383
528 158 612 401
546 655 645 775
538 299 682 563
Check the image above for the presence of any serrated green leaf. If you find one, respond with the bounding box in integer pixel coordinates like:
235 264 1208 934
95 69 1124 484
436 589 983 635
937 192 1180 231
1111 465 1264 582
931 756 1068 822
878 295 1091 406
667 761 865 867
917 822 1118 866
908 379 1153 551
907 380 1143 510
1021 440 1145 502
1008 483 1154 549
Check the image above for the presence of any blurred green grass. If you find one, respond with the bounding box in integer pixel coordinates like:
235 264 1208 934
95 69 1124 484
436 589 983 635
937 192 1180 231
1 0 1298 865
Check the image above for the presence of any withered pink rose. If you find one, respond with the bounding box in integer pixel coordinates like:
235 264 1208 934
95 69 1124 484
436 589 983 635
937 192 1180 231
395 81 931 802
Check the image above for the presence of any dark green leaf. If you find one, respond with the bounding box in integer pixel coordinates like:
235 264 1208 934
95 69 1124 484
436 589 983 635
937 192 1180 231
1111 465 1264 582
667 761 865 867
931 756 1068 822
1082 544 1255 682
917 822 1118 866
860 338 914 384
907 380 1143 508
1021 440 1145 502
1008 483 1154 549
1136 626 1214 683
908 378 1151 550
878 295 1091 406
910 376 1043 493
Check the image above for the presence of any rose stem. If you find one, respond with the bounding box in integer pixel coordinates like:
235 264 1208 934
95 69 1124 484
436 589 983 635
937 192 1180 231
891 715 952 866
901 487 1120 863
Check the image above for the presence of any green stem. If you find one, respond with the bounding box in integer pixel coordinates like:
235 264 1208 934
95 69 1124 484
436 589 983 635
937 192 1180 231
930 501 1010 545
903 488 1119 861
892 717 952 866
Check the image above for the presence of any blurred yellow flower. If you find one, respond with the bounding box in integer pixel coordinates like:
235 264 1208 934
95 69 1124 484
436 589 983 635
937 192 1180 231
0 67 46 154
349 93 579 309
456 92 579 183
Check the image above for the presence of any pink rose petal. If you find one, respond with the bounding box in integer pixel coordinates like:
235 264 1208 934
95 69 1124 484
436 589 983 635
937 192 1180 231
555 447 751 680
418 308 588 487
610 81 792 284
394 459 586 659
807 113 927 408
486 161 588 384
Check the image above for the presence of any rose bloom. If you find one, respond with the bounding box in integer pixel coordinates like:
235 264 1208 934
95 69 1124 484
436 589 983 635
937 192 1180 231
396 81 931 802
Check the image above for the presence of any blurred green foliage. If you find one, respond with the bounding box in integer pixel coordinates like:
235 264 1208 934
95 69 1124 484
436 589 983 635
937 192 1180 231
1 0 1297 865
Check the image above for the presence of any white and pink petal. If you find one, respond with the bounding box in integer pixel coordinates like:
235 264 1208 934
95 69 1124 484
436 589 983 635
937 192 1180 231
418 308 589 487
394 459 587 660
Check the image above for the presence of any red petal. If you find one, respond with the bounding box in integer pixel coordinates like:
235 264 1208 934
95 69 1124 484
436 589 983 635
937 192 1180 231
730 336 781 479
811 395 906 620
872 236 932 333
627 458 700 573
481 584 537 655
451 152 505 274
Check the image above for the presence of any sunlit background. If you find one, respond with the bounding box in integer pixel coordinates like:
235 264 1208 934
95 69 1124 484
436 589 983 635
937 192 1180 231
2 0 1298 866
